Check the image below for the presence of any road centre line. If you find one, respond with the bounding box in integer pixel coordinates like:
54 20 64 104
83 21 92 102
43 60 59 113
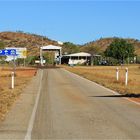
24 69 43 140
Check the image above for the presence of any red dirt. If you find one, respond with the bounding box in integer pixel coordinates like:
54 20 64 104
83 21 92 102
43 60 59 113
1 68 37 77
130 98 140 103
16 69 37 77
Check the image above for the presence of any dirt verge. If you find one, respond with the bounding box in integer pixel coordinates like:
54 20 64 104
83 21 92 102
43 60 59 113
0 67 37 121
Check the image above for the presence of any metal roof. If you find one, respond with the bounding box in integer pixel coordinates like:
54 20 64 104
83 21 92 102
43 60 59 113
63 52 91 57
41 45 62 50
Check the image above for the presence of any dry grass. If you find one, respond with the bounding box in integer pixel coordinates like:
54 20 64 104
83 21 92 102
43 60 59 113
63 65 140 95
0 67 37 121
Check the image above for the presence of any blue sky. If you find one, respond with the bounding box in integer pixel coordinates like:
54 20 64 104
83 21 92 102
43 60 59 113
0 0 140 44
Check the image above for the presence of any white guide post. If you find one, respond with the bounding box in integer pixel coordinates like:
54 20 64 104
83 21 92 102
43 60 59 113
116 67 119 81
40 47 43 66
59 48 62 65
11 72 14 89
125 67 128 86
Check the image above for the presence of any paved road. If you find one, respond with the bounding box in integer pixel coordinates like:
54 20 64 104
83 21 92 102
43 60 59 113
31 68 140 139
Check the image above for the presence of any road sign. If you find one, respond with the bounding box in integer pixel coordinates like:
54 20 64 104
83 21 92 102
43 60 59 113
6 48 27 58
0 49 17 56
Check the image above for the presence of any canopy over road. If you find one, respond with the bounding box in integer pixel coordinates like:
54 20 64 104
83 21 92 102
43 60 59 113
40 45 62 65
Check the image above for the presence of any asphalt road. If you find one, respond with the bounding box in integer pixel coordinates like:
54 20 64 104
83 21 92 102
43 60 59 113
31 68 140 139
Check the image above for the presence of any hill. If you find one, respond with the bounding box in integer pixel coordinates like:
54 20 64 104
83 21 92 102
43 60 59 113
0 31 59 56
81 37 140 56
0 32 140 56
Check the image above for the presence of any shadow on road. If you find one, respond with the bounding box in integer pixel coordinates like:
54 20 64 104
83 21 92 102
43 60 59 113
89 94 140 98
35 65 61 69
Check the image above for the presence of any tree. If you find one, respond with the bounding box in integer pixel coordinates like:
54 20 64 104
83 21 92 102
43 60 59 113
84 45 100 66
62 42 79 54
104 39 135 63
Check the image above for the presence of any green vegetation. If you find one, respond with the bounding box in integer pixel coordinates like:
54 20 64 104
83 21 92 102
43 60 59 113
82 44 100 65
43 52 54 64
25 56 38 65
104 39 135 63
62 42 79 54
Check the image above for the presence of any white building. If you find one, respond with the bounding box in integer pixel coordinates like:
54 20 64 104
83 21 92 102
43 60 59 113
62 52 91 65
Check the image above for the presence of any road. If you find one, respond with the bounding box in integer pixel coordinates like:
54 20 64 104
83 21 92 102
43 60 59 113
0 68 140 140
32 68 140 139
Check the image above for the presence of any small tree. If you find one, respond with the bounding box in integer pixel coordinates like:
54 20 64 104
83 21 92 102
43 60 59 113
105 39 135 64
84 45 100 66
62 42 79 54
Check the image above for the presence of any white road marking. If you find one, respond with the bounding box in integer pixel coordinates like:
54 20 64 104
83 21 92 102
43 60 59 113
63 68 140 106
24 70 43 140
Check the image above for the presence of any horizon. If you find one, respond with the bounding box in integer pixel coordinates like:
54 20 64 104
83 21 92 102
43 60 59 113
0 1 140 44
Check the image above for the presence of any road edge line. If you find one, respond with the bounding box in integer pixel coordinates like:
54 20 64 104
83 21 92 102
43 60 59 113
24 69 43 140
63 68 140 106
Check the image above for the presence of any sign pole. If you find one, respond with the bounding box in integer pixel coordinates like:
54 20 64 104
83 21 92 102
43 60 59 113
24 58 26 67
13 55 16 74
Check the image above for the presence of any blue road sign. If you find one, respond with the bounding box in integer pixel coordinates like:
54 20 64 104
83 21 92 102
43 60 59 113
0 49 17 56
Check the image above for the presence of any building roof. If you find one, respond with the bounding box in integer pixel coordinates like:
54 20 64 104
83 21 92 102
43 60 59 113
41 45 62 50
63 52 91 57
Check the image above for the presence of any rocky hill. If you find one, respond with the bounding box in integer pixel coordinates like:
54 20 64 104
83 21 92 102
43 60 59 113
0 31 59 56
0 32 140 56
81 37 140 55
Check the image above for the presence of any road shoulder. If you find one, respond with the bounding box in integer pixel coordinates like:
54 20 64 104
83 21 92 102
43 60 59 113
63 68 140 106
0 69 42 140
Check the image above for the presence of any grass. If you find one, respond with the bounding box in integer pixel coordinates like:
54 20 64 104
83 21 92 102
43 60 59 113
63 65 140 95
0 66 37 121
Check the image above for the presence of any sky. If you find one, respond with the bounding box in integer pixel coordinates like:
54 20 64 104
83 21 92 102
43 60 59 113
0 0 140 44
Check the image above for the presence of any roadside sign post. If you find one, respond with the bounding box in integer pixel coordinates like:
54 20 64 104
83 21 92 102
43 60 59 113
6 48 27 66
125 68 128 86
116 67 119 81
24 58 26 67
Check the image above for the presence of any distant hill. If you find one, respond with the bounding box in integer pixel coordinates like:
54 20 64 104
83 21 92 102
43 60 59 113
0 31 59 56
81 37 140 56
0 32 140 57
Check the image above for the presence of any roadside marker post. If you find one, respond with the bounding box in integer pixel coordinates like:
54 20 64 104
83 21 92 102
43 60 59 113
125 68 128 86
116 67 119 81
11 72 14 89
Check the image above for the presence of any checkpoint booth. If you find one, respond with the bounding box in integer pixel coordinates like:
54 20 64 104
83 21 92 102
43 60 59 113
40 45 62 65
